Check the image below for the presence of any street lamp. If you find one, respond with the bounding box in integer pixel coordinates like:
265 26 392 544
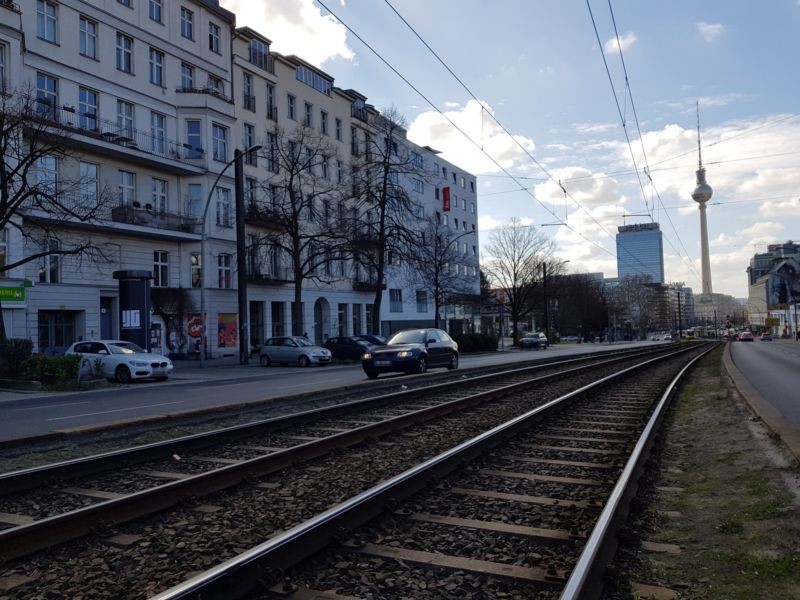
199 144 262 367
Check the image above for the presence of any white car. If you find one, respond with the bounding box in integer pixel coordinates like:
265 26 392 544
66 340 173 383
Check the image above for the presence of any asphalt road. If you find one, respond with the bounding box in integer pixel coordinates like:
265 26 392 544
729 338 800 427
0 341 660 442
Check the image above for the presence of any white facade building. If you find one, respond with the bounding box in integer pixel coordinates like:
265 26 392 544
0 0 479 356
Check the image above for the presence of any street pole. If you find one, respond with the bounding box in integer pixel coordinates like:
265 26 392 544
234 149 249 365
543 262 548 344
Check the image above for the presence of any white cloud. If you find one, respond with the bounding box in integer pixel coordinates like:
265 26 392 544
736 221 784 239
220 0 354 67
604 32 637 54
696 22 724 43
443 101 461 109
478 214 503 232
407 99 536 174
572 122 618 135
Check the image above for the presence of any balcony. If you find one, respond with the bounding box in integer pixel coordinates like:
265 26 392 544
176 86 232 104
28 102 205 167
247 264 293 286
0 0 20 13
353 278 385 292
351 228 380 248
111 203 199 233
245 203 282 229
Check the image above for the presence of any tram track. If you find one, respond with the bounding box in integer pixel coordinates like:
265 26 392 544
0 344 708 599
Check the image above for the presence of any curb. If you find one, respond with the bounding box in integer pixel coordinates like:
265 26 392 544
722 342 800 465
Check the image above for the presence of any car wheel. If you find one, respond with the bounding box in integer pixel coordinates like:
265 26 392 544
115 365 132 383
298 355 310 368
416 355 427 374
259 354 271 367
447 353 459 370
364 368 379 379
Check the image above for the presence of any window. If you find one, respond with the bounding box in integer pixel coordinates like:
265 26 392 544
150 111 166 154
153 251 168 287
321 157 329 180
207 75 223 96
34 155 57 195
79 16 97 59
433 162 439 176
79 162 98 206
287 94 296 120
472 245 477 256
462 220 467 231
118 170 135 205
37 1 57 43
149 48 164 86
460 176 466 189
185 119 203 158
243 124 256 165
304 102 312 127
116 100 134 138
266 84 276 120
216 187 231 226
186 183 202 217
212 123 228 161
335 118 342 141
180 7 194 40
337 160 344 184
243 73 254 110
462 242 468 255
470 202 475 214
151 178 167 214
416 291 428 313
0 44 5 92
249 39 269 69
35 72 57 118
78 87 98 130
462 197 466 210
389 289 403 313
442 167 447 179
149 0 163 23
454 218 459 230
350 126 358 156
208 22 221 54
116 33 133 73
218 254 232 289
267 132 278 173
38 240 60 284
118 0 131 6
412 179 424 194
295 65 332 95
470 181 474 193
320 111 328 135
0 228 6 276
180 63 194 89
411 151 423 168
190 252 201 288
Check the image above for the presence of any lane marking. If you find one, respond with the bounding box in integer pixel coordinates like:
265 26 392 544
12 401 91 412
46 401 185 421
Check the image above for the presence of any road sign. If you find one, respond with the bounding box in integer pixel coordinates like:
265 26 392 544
0 286 25 302
764 317 780 327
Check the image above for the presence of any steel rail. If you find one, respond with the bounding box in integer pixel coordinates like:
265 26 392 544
559 343 719 600
148 344 710 600
0 346 687 563
0 345 669 495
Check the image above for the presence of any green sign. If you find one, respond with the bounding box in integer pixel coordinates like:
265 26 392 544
764 317 780 327
0 286 25 302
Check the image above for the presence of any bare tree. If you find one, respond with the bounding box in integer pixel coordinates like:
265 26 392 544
614 275 657 339
350 107 427 335
403 222 477 329
483 218 556 342
552 273 608 340
246 124 347 336
0 88 113 372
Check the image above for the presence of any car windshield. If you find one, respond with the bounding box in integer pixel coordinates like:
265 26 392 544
295 337 314 347
108 341 146 354
388 330 427 345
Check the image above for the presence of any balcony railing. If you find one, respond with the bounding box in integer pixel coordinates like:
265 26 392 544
351 228 380 247
111 203 199 233
245 203 282 228
0 0 20 12
29 102 205 162
247 264 293 285
353 278 385 292
175 86 233 104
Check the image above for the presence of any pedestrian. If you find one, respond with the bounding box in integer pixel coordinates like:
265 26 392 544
303 331 309 339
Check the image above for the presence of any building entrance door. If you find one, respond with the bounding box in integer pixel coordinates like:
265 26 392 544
100 297 114 339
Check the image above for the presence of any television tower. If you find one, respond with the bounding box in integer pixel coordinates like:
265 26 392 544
692 103 713 294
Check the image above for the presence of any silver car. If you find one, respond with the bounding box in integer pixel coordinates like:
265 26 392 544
66 340 173 383
259 336 331 367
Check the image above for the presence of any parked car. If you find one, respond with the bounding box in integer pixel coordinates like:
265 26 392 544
663 334 673 341
355 334 387 346
324 336 373 360
519 332 548 349
738 331 754 342
760 332 773 341
66 340 173 383
259 336 331 367
361 328 459 379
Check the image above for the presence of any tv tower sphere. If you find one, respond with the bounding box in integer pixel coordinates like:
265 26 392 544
692 168 713 204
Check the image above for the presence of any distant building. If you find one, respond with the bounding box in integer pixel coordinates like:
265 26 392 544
616 223 664 284
746 241 800 334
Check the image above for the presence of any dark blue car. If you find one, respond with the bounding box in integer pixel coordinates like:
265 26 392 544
361 328 459 379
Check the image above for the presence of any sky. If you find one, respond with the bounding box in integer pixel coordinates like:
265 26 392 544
220 0 800 299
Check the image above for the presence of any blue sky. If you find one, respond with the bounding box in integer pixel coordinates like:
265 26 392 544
222 0 800 298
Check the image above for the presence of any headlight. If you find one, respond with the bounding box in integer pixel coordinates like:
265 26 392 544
362 352 372 360
397 351 412 358
131 361 150 367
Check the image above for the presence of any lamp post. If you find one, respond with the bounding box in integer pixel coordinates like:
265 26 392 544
542 259 569 344
199 144 262 368
434 229 476 330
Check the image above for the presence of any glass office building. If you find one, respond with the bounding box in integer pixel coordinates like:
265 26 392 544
616 223 664 283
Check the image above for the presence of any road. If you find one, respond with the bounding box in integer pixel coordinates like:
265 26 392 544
729 338 800 427
0 341 660 442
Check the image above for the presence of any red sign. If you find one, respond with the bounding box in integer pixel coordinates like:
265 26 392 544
442 186 451 211
187 314 203 338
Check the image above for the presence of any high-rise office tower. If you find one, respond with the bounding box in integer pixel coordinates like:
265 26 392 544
616 222 665 283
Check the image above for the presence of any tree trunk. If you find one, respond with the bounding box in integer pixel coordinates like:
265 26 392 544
292 275 303 337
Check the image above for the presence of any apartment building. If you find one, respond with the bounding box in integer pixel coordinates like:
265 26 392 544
0 0 479 356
